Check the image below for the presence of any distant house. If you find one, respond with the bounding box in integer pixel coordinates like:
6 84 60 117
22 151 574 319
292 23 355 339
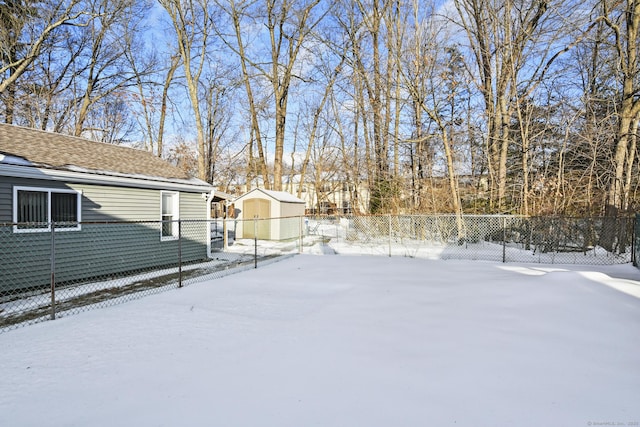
234 188 305 240
283 175 369 215
0 124 217 293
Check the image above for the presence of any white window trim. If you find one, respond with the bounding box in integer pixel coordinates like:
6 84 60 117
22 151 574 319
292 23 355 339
13 186 82 233
160 191 180 241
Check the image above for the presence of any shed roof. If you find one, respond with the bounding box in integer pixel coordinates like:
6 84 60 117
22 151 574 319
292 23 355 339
0 123 193 182
241 188 305 204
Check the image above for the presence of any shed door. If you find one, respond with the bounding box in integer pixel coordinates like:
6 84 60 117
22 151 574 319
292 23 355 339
243 198 271 239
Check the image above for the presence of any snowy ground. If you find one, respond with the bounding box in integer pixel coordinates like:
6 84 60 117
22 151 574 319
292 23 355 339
1 254 639 427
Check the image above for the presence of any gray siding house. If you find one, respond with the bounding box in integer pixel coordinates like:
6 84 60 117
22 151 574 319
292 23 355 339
0 124 215 293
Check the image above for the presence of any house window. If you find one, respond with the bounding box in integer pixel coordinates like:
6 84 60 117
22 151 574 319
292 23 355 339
161 191 179 240
13 186 81 232
320 201 331 214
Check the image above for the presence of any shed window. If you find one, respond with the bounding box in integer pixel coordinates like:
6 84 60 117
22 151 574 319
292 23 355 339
161 191 179 240
13 186 81 232
52 192 78 223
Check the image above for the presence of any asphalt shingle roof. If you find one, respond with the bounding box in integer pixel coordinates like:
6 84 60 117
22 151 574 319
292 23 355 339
0 123 191 181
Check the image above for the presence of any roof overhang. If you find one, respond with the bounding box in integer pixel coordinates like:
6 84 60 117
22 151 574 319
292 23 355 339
0 163 214 193
212 189 233 201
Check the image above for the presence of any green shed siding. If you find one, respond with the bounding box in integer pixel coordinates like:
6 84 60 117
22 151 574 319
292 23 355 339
0 181 11 221
71 184 207 221
1 230 51 293
0 177 211 294
1 221 209 293
180 192 208 219
77 185 162 221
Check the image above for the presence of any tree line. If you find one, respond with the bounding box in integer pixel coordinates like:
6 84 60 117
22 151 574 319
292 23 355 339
1 0 639 217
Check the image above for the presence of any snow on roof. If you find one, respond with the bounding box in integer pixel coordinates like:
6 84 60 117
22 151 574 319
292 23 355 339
257 189 305 203
240 188 305 203
0 153 33 166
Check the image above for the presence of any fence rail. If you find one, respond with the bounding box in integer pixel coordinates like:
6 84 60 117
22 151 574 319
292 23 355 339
1 214 636 334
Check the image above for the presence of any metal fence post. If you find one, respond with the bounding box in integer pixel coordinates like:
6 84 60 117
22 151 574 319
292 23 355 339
254 216 258 269
223 211 228 251
388 214 392 257
50 221 56 320
299 216 303 254
633 214 639 267
502 217 507 263
178 220 182 288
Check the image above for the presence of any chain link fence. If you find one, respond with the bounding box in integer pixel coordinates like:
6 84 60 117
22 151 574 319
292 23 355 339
1 214 636 334
0 218 302 334
305 215 635 265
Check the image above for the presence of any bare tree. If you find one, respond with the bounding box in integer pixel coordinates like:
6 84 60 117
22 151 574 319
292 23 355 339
202 63 238 183
333 0 400 213
167 139 198 176
156 56 181 157
70 0 153 142
158 0 214 180
0 0 94 126
400 0 435 213
0 0 91 97
354 0 393 212
297 50 346 199
215 0 270 188
125 44 170 156
400 3 466 235
218 0 327 191
28 31 85 132
600 0 640 214
452 0 553 212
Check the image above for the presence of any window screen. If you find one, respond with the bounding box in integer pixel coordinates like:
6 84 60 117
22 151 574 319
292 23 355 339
14 188 80 232
52 192 78 226
161 192 177 238
17 190 48 225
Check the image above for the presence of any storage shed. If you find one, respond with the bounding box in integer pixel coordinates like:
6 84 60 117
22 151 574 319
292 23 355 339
235 188 305 240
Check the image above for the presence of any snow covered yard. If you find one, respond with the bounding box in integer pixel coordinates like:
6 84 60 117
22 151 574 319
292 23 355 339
1 255 639 427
